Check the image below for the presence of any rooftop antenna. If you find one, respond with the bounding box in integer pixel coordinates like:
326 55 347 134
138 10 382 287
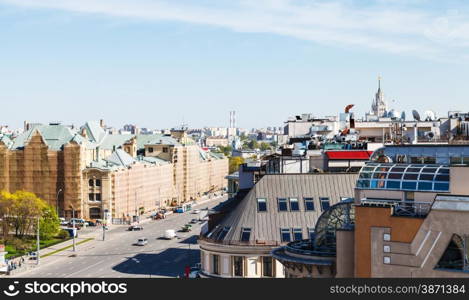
412 110 421 121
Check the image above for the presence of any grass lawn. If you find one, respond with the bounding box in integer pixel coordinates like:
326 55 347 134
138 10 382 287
5 236 70 259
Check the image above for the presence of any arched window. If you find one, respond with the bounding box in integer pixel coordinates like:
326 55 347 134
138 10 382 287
88 179 94 187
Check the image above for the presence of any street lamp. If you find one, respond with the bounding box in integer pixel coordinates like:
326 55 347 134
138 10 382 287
56 189 63 217
36 216 40 265
70 205 76 252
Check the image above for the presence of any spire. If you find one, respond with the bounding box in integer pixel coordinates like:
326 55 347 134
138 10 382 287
378 75 382 91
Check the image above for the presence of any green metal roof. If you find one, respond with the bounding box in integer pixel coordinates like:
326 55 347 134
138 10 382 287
10 124 88 151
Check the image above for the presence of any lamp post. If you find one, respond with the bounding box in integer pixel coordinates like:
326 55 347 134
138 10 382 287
36 216 40 265
70 205 76 252
56 189 63 217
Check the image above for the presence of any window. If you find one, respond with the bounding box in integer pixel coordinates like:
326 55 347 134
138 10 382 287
148 147 154 153
320 197 330 211
216 227 230 241
212 255 220 275
308 228 315 240
280 228 291 243
289 198 299 211
304 198 315 211
89 207 101 219
95 193 102 201
262 256 273 277
95 179 101 187
88 193 94 201
292 228 303 241
232 256 244 277
257 198 267 212
88 179 94 187
278 198 288 211
240 228 251 242
435 234 469 271
163 147 169 153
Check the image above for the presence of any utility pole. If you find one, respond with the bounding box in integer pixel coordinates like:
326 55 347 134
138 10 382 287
36 217 40 265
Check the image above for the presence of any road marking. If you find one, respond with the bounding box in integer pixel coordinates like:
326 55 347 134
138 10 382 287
64 260 106 278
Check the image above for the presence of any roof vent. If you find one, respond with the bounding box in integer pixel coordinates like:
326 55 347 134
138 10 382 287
49 121 62 126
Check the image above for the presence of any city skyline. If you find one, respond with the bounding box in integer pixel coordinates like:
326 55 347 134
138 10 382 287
1 0 469 129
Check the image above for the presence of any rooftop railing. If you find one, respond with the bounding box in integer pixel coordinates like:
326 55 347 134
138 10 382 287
360 198 432 218
198 235 281 247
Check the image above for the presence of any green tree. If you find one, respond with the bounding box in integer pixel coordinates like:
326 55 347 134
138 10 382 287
229 156 245 174
10 191 46 238
38 205 60 240
244 139 259 150
218 145 232 157
0 191 15 240
260 142 272 151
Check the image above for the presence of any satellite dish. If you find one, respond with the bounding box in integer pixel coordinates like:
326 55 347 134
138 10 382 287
401 111 406 121
412 110 421 121
424 110 436 121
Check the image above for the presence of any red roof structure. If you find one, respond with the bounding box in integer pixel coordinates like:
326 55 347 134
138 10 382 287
325 151 374 160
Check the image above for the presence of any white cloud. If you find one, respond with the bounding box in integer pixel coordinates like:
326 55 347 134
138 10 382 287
2 0 469 61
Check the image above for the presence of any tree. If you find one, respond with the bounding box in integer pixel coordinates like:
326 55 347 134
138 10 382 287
10 191 45 238
0 191 15 240
260 142 272 151
38 205 60 240
218 145 232 157
229 156 245 174
243 139 259 150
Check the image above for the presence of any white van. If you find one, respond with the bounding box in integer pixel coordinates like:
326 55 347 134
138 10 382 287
164 229 176 240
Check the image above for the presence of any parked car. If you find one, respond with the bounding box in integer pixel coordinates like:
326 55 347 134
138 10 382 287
86 221 97 227
29 251 38 260
190 219 198 224
181 224 192 232
128 225 143 231
192 209 201 214
136 238 148 246
189 263 202 278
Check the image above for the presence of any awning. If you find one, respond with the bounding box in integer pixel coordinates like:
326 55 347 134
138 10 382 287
326 151 373 160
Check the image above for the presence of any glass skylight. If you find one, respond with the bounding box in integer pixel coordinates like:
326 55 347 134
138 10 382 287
357 163 450 192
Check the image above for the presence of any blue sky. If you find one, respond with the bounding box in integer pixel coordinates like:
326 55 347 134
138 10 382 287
1 0 469 130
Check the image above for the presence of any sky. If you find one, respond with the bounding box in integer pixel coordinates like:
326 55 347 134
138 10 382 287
1 0 469 130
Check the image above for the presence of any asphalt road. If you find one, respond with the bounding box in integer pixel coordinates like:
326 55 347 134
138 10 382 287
15 196 226 278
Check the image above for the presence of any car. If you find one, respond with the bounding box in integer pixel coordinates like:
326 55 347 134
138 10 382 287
164 229 176 239
136 238 148 246
190 219 198 224
86 221 97 227
29 251 38 260
59 217 68 226
192 209 201 214
128 225 143 231
181 224 192 232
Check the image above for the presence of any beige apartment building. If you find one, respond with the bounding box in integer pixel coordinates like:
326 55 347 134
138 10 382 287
199 173 358 278
205 136 229 147
0 121 228 221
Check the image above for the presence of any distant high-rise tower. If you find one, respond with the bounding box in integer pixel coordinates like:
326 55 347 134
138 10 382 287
228 111 236 138
371 76 388 117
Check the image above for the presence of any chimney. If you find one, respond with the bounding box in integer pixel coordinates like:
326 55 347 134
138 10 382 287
24 120 30 131
100 119 105 128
